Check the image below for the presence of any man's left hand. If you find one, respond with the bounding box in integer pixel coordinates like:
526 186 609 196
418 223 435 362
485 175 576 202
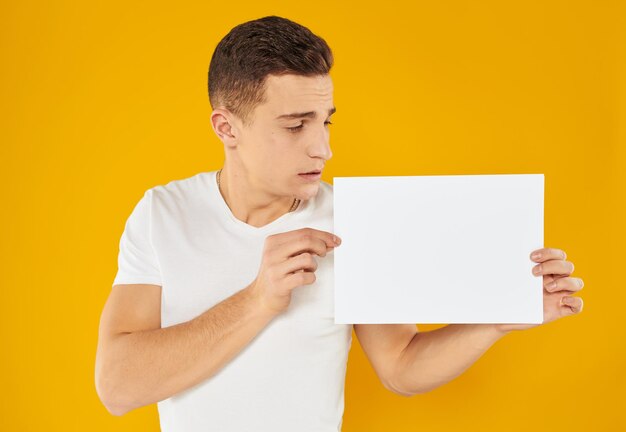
495 247 584 333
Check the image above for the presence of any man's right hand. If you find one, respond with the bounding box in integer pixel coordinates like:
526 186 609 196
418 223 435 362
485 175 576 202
248 227 342 316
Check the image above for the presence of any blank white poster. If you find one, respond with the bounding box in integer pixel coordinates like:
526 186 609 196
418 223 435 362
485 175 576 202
333 174 544 324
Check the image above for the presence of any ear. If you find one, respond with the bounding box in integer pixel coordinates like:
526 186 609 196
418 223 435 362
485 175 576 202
210 108 240 148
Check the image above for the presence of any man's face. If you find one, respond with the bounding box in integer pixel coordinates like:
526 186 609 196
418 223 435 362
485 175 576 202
233 73 335 201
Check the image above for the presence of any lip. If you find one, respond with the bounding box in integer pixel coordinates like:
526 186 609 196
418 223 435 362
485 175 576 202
298 172 322 181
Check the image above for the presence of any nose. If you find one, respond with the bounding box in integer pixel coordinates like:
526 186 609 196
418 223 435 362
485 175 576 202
309 122 333 161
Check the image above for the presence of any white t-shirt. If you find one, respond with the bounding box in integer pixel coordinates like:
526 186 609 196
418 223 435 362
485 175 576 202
112 170 353 431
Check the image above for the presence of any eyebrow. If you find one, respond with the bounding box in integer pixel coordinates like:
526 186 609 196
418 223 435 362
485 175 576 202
275 107 336 120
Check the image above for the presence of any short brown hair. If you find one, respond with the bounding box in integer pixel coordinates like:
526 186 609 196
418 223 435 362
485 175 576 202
208 16 333 127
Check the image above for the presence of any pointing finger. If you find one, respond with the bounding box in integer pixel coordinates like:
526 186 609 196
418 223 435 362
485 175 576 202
530 247 567 262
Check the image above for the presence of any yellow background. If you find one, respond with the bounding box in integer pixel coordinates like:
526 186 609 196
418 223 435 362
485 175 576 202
2 1 624 430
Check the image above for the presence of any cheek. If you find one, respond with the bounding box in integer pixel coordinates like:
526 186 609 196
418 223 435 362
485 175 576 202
266 135 298 162
246 129 301 174
242 132 280 163
244 140 289 178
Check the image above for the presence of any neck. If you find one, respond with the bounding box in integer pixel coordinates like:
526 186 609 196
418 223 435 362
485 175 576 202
217 164 299 228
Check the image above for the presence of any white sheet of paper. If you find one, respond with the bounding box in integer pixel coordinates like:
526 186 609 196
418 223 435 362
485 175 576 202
333 174 544 324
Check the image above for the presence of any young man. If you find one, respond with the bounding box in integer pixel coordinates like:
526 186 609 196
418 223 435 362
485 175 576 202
95 15 585 431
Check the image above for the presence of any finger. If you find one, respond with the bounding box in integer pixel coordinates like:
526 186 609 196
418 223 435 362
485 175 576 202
272 227 340 251
281 233 332 260
560 296 584 314
532 260 575 277
544 276 584 293
530 247 567 263
278 252 318 275
283 269 316 289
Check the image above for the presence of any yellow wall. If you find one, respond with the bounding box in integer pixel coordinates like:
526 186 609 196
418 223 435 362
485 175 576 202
2 1 624 430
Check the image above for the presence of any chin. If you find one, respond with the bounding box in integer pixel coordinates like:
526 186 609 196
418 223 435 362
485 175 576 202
296 182 320 201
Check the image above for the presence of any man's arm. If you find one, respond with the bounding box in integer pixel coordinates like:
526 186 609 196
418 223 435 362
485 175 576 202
95 283 276 416
96 228 339 416
355 247 583 396
354 323 508 397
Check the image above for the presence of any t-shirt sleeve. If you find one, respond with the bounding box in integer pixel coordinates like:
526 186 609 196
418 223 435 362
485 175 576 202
112 189 163 287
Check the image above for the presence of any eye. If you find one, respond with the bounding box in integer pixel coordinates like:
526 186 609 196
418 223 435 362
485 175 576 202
286 120 333 133
287 124 304 133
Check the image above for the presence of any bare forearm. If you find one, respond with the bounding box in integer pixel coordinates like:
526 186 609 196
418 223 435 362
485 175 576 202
99 285 276 415
392 324 508 396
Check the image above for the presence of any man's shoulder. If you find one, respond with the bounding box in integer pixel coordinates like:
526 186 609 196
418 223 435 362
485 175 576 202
308 179 333 215
313 179 333 206
148 171 210 204
319 179 333 195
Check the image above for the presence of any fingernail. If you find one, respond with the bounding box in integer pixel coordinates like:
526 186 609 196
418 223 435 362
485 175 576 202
334 236 341 245
562 297 573 305
533 264 542 275
531 252 541 260
546 281 557 290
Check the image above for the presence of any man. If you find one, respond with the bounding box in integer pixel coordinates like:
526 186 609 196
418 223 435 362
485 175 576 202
95 15 585 431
